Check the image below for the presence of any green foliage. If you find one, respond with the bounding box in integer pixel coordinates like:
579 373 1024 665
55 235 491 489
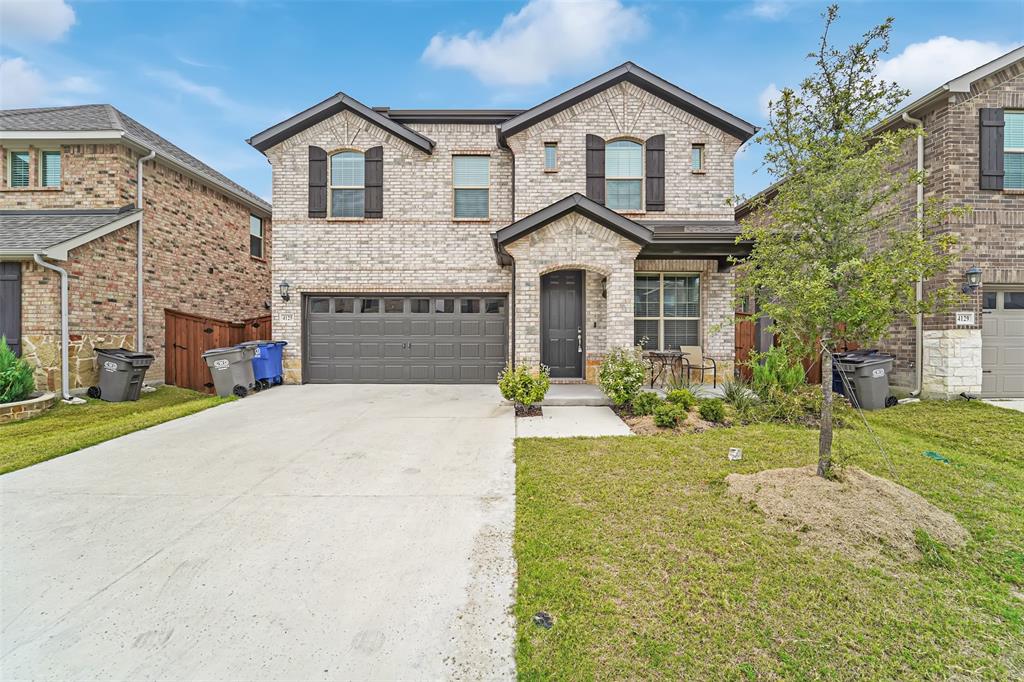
497 363 550 408
749 347 806 398
630 391 664 416
698 399 726 423
720 379 757 413
914 529 953 569
653 402 687 428
598 346 647 406
665 388 697 411
0 336 35 404
742 385 853 428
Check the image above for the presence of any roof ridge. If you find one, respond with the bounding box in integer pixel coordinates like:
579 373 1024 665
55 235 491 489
105 104 125 131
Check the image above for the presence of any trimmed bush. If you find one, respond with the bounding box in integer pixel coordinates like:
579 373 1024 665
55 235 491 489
0 336 35 404
498 363 550 409
653 402 687 428
598 346 646 406
630 391 663 416
698 398 726 423
665 388 696 411
749 346 806 398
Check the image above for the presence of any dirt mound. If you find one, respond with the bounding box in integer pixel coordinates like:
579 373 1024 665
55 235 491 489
726 465 968 563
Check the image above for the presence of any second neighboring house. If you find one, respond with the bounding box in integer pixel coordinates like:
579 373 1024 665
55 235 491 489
248 62 756 385
0 104 272 396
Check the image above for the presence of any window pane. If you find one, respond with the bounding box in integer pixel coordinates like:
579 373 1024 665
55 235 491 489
605 140 642 177
454 188 488 218
333 297 354 313
1005 292 1024 310
664 319 699 349
331 151 364 186
1005 152 1024 190
250 215 263 237
435 298 454 313
691 145 703 171
309 298 330 313
634 275 660 317
544 143 557 170
606 180 641 210
634 320 659 350
1005 112 1024 149
331 188 364 217
41 151 60 186
663 275 699 317
250 234 262 258
9 152 28 187
359 298 380 313
983 292 997 310
453 155 489 186
485 298 505 314
461 298 480 313
411 298 431 313
384 298 404 313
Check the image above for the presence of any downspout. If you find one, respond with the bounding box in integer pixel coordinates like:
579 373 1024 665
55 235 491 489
32 254 81 403
136 149 156 353
902 112 925 396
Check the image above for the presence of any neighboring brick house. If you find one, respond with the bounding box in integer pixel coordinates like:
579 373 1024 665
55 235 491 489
248 62 755 385
0 105 272 396
737 47 1024 399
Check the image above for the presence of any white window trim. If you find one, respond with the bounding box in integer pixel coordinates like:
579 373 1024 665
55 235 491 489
38 149 61 188
543 142 558 172
1005 112 1024 190
452 154 490 220
7 149 30 188
691 143 705 173
605 138 644 211
328 149 365 219
634 272 701 351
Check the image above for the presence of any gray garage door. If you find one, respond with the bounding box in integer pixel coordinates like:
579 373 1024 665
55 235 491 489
304 294 508 383
982 289 1024 398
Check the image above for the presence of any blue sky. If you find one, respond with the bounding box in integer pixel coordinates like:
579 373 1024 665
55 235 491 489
2 0 1021 202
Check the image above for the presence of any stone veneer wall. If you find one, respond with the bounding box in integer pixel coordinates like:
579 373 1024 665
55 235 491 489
921 329 983 398
0 392 57 424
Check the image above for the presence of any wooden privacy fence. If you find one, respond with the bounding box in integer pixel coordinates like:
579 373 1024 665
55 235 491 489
734 312 756 382
165 309 272 393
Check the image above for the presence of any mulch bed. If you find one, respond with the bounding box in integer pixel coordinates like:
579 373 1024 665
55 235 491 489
515 404 543 418
611 405 719 435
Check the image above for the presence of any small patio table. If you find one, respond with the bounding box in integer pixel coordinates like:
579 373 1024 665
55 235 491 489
644 350 688 388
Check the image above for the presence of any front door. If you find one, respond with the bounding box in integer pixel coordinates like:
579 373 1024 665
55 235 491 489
541 270 583 378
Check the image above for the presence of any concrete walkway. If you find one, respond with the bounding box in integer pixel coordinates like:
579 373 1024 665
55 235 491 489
0 385 516 681
984 399 1024 413
517 406 633 438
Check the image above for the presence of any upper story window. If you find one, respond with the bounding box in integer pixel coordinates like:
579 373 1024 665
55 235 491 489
544 142 558 171
8 151 29 187
605 139 642 210
330 150 364 218
453 155 489 219
40 150 61 187
691 144 704 172
250 215 264 258
1005 111 1024 189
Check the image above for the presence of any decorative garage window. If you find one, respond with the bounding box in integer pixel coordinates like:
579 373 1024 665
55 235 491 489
330 150 365 217
606 139 642 210
40 150 61 187
453 155 489 219
8 151 29 187
634 273 700 350
249 215 264 258
1006 111 1024 189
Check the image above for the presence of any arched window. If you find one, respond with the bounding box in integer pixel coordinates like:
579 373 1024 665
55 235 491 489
330 150 364 218
605 139 642 210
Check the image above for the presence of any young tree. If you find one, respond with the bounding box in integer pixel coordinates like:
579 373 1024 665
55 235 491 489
736 5 963 478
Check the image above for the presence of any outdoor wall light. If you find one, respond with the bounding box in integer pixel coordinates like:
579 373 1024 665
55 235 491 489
601 277 608 299
962 266 982 294
279 280 291 302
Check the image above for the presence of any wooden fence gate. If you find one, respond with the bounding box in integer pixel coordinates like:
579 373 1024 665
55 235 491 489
165 309 272 393
735 312 756 382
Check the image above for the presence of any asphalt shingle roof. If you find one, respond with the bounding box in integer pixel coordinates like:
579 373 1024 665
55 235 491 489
0 207 139 252
0 105 269 213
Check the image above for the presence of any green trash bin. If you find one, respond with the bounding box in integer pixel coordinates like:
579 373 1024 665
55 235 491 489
834 353 895 410
202 346 256 398
88 348 154 402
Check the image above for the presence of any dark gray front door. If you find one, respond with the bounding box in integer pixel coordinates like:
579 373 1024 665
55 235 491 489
541 270 583 378
304 294 508 383
0 262 21 356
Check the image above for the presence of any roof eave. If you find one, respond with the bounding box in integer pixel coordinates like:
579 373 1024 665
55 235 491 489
494 193 654 247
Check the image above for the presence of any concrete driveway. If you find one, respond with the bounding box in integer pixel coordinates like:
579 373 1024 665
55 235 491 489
0 385 516 681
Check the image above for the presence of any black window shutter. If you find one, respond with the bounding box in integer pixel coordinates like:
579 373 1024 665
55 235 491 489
645 134 665 211
979 108 1004 190
364 146 383 218
308 146 328 218
586 134 605 204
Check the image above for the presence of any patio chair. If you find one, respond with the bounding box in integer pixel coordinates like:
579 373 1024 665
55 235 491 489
679 346 718 388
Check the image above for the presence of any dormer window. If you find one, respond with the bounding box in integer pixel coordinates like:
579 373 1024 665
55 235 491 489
330 150 365 218
605 139 642 210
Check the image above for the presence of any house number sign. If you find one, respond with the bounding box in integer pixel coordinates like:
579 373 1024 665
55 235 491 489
955 311 975 326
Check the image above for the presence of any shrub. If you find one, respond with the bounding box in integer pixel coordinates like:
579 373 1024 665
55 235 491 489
630 391 663 416
497 363 550 409
665 388 696 411
0 336 35 404
598 346 646 406
653 402 687 428
698 398 726 423
749 346 806 398
720 379 757 412
743 385 853 428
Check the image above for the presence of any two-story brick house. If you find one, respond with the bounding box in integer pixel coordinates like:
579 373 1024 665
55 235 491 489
0 105 272 397
249 62 755 385
738 46 1024 400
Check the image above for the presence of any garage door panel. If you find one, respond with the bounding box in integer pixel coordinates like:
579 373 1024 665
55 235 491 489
309 320 333 335
434 343 456 359
435 320 456 335
409 342 432 358
485 343 505 359
460 320 482 335
460 343 482 359
410 320 433 335
384 319 407 335
383 342 406 359
331 320 356 335
1004 347 1024 366
358 319 384 335
410 364 432 381
484 321 505 336
982 290 1024 397
1006 319 1024 337
332 342 356 358
434 365 456 382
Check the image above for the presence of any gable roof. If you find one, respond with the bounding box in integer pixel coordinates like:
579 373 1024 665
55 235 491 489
0 206 143 260
247 93 436 154
499 62 758 143
0 105 270 215
493 193 654 247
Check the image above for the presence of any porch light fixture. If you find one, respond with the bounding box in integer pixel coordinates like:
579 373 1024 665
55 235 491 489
279 280 291 302
961 266 982 294
601 277 607 299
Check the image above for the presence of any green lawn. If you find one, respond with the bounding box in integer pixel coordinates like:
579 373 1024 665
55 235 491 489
0 386 232 475
515 401 1024 680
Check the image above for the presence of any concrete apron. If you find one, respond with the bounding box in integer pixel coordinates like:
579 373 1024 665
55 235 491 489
0 384 516 681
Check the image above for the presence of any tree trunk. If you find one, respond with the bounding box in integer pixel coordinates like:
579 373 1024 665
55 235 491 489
817 344 834 478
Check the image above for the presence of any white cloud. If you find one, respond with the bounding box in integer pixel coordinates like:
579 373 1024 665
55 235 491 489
144 68 242 112
0 56 97 108
877 36 1019 97
758 82 781 118
422 0 647 87
748 1 790 20
0 0 76 44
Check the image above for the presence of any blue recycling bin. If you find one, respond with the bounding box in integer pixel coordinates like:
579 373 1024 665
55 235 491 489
237 340 287 388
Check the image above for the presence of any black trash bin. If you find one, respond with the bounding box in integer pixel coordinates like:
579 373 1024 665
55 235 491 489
88 348 154 402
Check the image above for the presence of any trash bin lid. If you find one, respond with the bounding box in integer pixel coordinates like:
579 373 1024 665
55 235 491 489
202 346 243 358
96 347 153 359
